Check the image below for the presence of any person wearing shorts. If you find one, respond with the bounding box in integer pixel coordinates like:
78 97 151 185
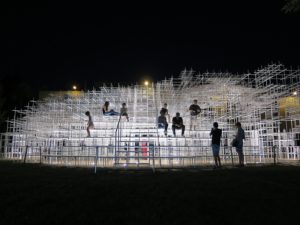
210 122 222 168
85 111 94 138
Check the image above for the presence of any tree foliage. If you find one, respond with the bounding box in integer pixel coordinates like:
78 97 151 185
0 78 34 132
283 0 300 13
0 82 6 130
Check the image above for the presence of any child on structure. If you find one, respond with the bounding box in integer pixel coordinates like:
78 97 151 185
160 103 170 122
120 103 129 121
158 111 168 136
189 99 201 131
210 122 222 168
102 101 120 116
85 111 94 138
172 112 185 137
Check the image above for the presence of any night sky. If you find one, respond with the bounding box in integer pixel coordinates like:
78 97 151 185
1 1 299 91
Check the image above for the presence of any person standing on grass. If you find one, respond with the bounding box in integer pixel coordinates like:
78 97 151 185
85 111 94 137
235 122 245 167
210 122 222 168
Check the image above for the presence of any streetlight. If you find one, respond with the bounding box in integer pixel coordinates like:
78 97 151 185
144 81 149 87
293 91 297 96
73 85 77 91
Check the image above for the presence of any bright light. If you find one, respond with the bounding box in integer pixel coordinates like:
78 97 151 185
73 85 77 90
293 91 297 96
144 81 149 86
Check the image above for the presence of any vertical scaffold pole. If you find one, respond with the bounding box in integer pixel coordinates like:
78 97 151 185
94 146 99 174
23 145 29 164
39 146 42 164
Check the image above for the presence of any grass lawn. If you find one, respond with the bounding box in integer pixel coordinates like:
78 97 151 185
0 160 299 225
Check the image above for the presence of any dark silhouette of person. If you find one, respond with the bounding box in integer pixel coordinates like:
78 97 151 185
160 103 170 122
85 111 94 137
189 99 201 130
158 111 168 136
210 122 222 168
172 112 185 137
235 122 245 167
120 103 129 121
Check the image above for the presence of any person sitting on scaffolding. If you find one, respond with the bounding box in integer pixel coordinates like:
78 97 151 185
158 111 168 136
189 99 201 131
160 103 170 122
85 111 94 138
120 102 129 121
102 101 120 116
172 112 185 137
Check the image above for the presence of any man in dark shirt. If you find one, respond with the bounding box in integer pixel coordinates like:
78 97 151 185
189 99 201 130
210 122 222 168
172 112 185 137
158 111 168 136
235 122 245 167
160 103 170 122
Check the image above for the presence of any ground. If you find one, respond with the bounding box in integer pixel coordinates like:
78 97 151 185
0 160 299 225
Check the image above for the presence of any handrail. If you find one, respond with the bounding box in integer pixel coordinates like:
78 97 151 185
114 113 123 165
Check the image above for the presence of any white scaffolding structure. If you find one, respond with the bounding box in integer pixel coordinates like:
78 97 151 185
1 64 300 169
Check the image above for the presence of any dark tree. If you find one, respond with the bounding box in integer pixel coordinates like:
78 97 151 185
283 0 300 13
0 82 6 130
0 77 34 132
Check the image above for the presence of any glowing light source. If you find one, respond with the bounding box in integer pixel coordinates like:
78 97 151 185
144 81 149 86
73 85 77 90
293 91 297 96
